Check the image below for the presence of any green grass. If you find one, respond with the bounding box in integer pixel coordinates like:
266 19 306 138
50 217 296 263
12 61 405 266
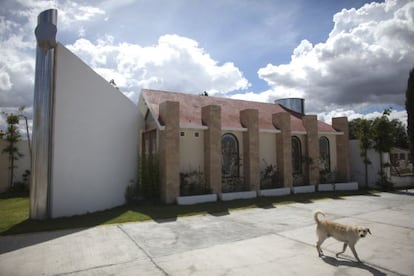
0 190 380 236
0 194 30 234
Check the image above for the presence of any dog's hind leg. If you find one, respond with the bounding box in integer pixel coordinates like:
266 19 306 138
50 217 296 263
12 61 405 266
336 243 348 258
316 236 326 257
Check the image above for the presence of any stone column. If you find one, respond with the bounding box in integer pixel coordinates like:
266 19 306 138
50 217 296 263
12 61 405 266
159 101 180 203
240 109 260 191
332 117 351 182
31 9 58 220
272 112 293 187
303 115 320 185
202 105 222 194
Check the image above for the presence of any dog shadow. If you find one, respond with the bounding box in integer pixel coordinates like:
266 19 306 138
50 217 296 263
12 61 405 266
321 256 386 276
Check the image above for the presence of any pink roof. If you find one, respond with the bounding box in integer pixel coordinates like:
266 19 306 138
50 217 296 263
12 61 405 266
142 89 338 133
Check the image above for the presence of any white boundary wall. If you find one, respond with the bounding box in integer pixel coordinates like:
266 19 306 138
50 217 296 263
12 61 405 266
50 43 139 218
349 140 390 188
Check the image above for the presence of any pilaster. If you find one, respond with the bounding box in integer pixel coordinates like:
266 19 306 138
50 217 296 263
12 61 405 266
202 105 222 194
159 101 180 203
303 115 320 185
240 109 260 191
272 112 293 187
332 117 351 182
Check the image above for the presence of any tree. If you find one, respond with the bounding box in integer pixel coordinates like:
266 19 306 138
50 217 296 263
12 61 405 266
406 68 414 160
350 117 408 149
1 113 23 189
348 118 363 140
349 111 408 188
18 106 32 170
371 109 394 188
390 119 409 149
355 118 373 188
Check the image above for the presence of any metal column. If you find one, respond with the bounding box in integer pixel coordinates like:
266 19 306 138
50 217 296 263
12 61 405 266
30 9 57 220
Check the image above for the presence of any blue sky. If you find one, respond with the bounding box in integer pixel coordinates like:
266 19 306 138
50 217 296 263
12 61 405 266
0 0 413 131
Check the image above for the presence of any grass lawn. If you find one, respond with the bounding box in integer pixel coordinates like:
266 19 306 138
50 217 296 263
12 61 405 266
0 190 379 236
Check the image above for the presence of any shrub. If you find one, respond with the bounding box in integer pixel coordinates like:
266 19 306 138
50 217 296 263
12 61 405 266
139 154 160 201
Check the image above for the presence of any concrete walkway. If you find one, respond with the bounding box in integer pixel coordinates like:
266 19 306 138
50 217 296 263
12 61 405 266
1 190 413 275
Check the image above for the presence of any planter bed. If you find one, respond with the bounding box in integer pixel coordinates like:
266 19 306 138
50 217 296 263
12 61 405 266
335 182 358 191
318 184 334 192
258 187 291 197
177 193 218 205
292 185 315 194
219 191 257 201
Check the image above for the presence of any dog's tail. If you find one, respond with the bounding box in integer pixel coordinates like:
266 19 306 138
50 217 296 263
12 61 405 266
313 210 325 224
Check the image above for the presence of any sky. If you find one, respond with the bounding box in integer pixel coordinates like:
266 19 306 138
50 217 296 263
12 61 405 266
0 0 413 133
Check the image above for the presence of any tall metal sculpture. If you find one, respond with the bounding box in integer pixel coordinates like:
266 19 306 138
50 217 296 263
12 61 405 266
30 9 57 219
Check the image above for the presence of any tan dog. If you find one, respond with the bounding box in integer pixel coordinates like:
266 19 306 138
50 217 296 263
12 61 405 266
314 210 371 262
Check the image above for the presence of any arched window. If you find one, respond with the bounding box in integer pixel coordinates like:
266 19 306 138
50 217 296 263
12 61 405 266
222 133 239 177
292 136 302 174
319 136 331 172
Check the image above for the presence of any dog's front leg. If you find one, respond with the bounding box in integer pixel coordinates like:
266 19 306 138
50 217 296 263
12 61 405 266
336 243 347 258
316 245 323 257
349 244 361 262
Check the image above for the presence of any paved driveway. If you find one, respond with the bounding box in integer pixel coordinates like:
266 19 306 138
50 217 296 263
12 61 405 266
1 190 413 275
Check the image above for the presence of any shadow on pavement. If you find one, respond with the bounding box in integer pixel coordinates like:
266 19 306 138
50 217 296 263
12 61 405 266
0 205 129 253
0 228 81 254
392 190 414 196
322 256 386 276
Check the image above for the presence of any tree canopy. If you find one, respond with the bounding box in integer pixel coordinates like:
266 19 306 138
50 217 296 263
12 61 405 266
349 112 408 149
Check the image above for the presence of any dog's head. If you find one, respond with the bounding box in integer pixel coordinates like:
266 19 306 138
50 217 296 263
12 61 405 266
358 227 371 238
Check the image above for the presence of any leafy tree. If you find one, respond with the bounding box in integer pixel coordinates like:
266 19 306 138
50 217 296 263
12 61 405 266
350 117 408 149
348 118 363 140
390 119 408 149
18 106 32 169
406 68 414 160
371 109 394 188
355 118 373 188
1 113 23 189
349 110 408 188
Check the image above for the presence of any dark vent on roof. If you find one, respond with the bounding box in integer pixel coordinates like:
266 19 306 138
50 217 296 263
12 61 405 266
275 98 305 115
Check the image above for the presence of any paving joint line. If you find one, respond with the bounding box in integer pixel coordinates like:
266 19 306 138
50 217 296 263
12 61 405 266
117 224 169 276
54 259 138 276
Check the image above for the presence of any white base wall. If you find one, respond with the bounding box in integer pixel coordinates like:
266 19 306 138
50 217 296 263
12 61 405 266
51 44 139 218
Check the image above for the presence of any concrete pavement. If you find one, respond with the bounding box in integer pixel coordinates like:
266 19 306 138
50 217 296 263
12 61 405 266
1 190 413 275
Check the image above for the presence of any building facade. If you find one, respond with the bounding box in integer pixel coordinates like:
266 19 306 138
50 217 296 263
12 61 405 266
138 89 350 203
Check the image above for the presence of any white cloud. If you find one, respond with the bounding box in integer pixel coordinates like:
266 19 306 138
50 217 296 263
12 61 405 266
0 0 107 132
0 71 12 90
230 90 275 103
317 108 407 126
257 0 414 114
67 34 250 101
1 0 411 133
57 2 105 29
0 0 107 108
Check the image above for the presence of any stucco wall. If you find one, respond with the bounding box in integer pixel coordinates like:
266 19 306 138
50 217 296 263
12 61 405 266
259 132 277 172
0 140 31 193
179 129 204 173
350 139 390 188
50 43 139 218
